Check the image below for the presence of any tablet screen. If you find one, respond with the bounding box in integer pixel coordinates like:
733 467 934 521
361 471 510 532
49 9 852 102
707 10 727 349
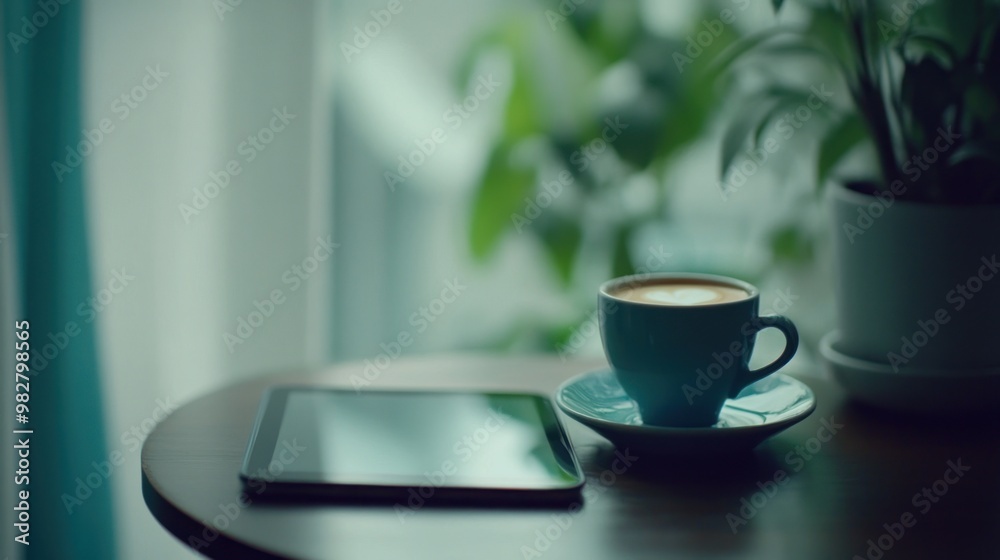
242 388 583 493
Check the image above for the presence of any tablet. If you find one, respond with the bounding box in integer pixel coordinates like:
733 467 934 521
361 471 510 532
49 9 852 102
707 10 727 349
240 387 585 504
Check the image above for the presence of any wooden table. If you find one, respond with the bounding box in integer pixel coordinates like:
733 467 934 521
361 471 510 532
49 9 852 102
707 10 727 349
142 354 1000 559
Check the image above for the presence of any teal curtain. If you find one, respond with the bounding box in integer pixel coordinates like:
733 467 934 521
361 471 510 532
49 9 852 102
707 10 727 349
3 1 116 558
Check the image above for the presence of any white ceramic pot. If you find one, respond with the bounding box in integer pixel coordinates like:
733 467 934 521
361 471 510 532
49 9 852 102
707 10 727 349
829 182 1000 370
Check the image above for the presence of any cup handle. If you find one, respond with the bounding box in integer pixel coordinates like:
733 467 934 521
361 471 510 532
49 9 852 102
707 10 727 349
729 315 799 398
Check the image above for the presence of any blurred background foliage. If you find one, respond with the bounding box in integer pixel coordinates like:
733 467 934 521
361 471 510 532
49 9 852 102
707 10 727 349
458 0 828 352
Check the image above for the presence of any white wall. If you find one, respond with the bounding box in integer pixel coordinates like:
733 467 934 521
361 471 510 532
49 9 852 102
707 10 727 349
84 1 331 557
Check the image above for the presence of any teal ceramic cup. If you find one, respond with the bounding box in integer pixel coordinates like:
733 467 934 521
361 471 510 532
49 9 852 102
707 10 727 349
598 273 799 427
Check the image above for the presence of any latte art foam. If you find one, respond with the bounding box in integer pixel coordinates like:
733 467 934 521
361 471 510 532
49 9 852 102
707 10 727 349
612 282 750 306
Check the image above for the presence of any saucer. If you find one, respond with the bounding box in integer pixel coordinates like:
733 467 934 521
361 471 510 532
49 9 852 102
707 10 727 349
820 331 1000 413
555 370 815 456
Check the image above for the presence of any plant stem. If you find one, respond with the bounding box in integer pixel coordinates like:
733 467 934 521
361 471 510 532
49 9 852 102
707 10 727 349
843 0 901 187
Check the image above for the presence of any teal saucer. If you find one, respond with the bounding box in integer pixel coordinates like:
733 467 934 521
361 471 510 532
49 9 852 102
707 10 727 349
556 370 816 456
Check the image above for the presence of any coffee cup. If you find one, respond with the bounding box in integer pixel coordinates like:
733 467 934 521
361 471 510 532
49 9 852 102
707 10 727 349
598 273 799 427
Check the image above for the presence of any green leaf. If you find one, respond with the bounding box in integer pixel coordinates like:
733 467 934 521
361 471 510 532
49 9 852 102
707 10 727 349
503 56 542 140
495 23 547 141
468 143 536 260
935 0 979 58
770 224 813 264
948 141 1000 167
578 0 641 64
803 5 855 75
655 86 714 163
720 88 812 178
772 0 785 14
753 40 839 65
457 21 542 142
900 32 958 65
602 91 666 169
557 0 602 49
720 103 769 178
452 29 503 91
610 226 635 278
654 65 721 163
651 9 754 164
751 89 814 147
817 112 868 187
704 26 798 81
547 318 590 352
538 219 583 286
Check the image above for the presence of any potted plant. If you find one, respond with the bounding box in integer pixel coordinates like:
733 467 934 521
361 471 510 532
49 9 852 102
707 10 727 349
723 0 1000 411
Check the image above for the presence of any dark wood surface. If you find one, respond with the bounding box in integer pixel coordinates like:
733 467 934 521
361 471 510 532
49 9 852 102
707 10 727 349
141 354 1000 560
